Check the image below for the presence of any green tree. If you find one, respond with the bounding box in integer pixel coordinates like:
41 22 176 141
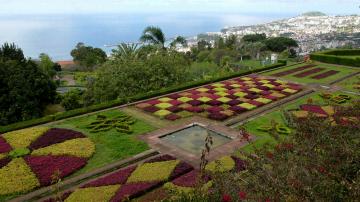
38 53 56 78
139 26 166 48
70 42 107 71
265 37 298 53
87 51 190 102
61 89 83 110
170 36 188 49
0 42 25 62
242 33 267 43
111 43 140 61
197 40 212 51
0 59 56 125
225 34 238 50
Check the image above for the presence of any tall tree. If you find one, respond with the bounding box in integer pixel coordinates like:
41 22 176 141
170 36 188 49
0 60 56 125
265 37 298 53
139 26 166 48
111 43 140 61
70 43 107 71
0 42 25 62
242 33 267 43
38 53 56 78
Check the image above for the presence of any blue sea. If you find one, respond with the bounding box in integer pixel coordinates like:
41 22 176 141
0 12 292 60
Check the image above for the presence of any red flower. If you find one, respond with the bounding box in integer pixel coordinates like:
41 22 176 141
318 166 327 174
266 152 274 159
238 191 246 200
222 194 232 202
242 133 251 141
265 198 271 202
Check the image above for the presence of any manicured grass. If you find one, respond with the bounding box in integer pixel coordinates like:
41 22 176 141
336 74 360 92
236 60 266 69
262 62 359 84
50 109 156 175
236 91 356 154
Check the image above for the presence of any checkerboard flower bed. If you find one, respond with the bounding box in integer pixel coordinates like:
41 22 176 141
311 70 339 79
136 76 302 121
293 67 325 78
0 127 95 195
57 155 193 202
271 64 316 77
164 156 245 194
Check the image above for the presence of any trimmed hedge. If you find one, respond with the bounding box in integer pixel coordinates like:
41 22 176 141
0 61 287 133
310 49 360 67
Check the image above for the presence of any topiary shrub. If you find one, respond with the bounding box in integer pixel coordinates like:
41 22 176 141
86 114 136 134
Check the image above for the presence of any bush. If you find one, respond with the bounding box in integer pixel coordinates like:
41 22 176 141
310 49 360 67
61 89 83 111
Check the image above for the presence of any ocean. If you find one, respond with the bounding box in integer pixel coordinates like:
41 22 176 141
0 12 292 60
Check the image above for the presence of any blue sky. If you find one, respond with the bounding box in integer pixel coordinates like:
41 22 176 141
0 0 358 15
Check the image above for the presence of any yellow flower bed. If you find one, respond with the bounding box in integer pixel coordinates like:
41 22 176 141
3 127 49 148
0 153 6 160
0 158 40 195
127 160 179 183
31 138 95 158
65 185 120 202
205 156 235 173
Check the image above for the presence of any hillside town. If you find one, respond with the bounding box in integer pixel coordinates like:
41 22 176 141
185 13 360 55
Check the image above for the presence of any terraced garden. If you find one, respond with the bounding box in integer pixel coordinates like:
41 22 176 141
0 61 359 201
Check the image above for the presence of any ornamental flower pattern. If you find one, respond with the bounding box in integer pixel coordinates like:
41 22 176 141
136 75 302 121
0 127 95 195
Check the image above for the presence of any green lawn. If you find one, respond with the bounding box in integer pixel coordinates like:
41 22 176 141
336 74 360 93
236 60 266 69
262 62 359 84
235 91 356 154
50 109 156 175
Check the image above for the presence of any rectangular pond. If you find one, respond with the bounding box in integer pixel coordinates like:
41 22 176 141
160 124 232 155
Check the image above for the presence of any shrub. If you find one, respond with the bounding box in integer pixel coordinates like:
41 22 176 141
310 49 360 67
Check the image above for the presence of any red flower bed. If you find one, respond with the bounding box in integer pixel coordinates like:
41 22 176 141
207 106 224 113
29 128 85 150
167 94 181 99
229 106 247 113
227 99 242 106
185 106 205 113
167 106 182 113
208 113 229 121
0 157 11 169
271 64 316 77
311 70 339 79
25 155 88 186
293 68 325 78
165 114 181 121
300 104 328 115
232 156 247 172
169 162 194 180
0 136 12 153
82 166 137 188
187 100 202 106
168 100 182 106
143 106 159 113
207 100 223 106
110 182 161 202
146 100 161 105
172 170 202 187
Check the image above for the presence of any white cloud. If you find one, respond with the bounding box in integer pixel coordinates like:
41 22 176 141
0 0 358 15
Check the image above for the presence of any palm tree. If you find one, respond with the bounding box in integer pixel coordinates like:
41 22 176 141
111 43 140 61
139 26 166 48
169 36 188 49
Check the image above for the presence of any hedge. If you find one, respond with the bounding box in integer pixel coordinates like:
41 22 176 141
310 49 360 67
0 61 288 133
